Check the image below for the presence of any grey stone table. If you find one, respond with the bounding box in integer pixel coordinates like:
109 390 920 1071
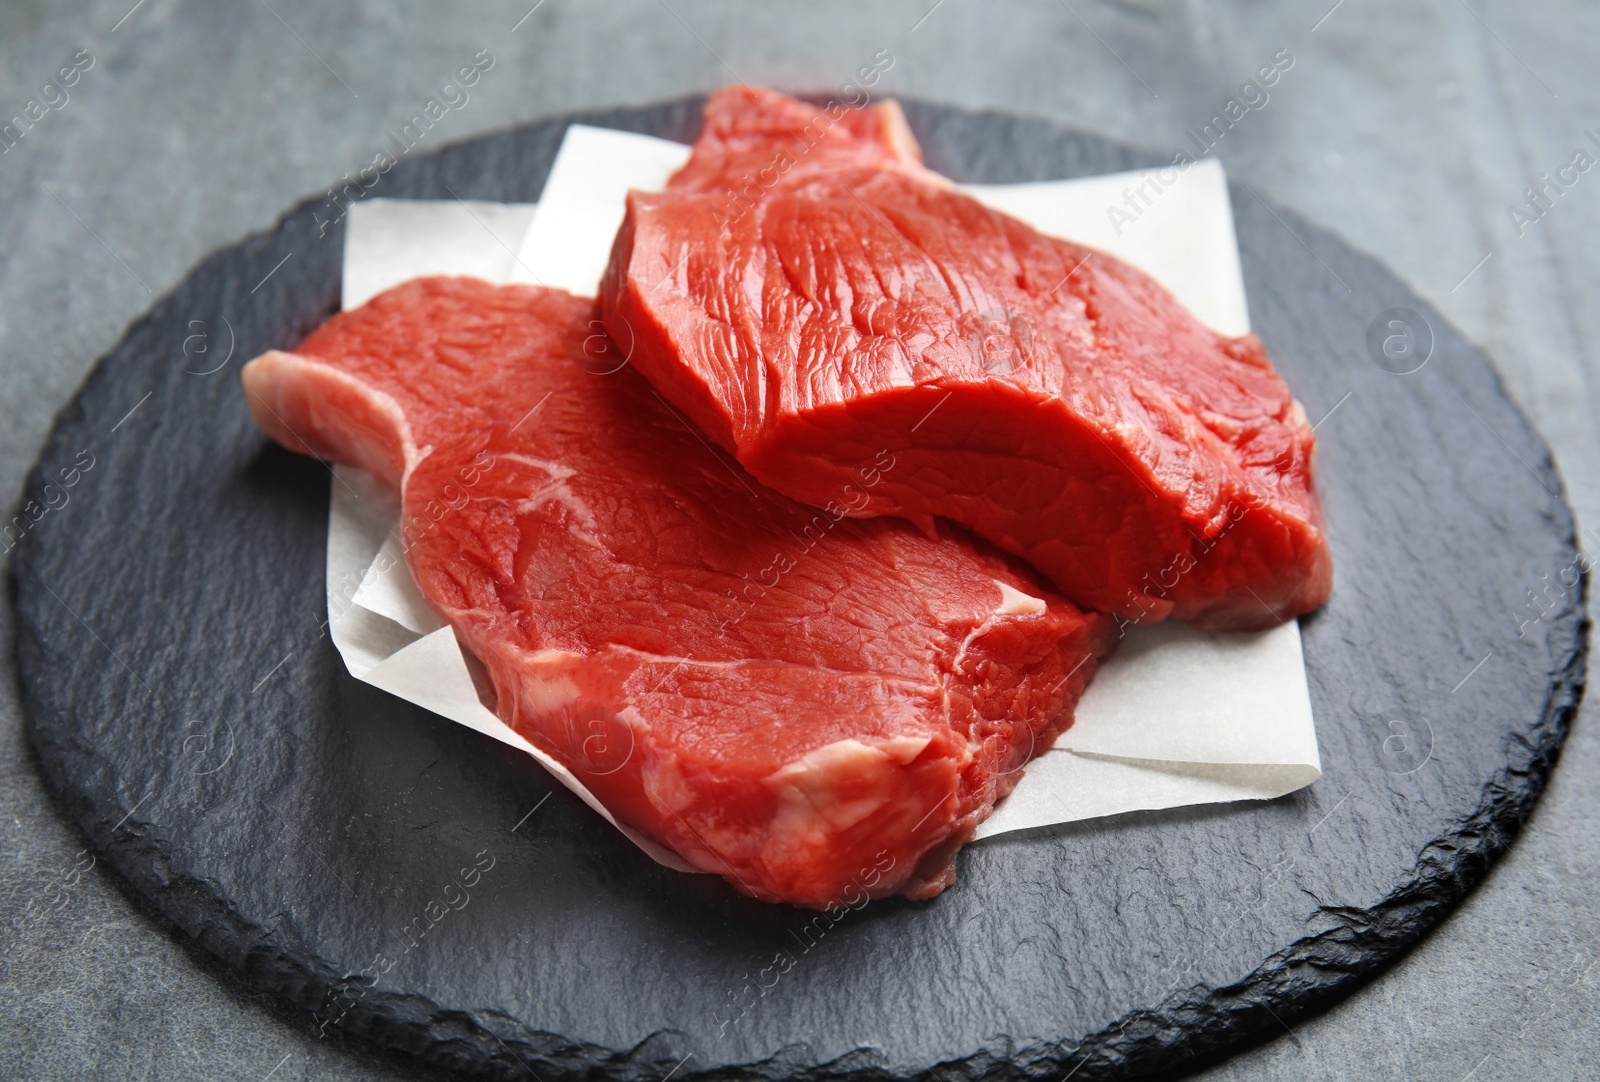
1 2 1595 1078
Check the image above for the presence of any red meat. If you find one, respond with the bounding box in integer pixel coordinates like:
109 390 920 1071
600 87 1332 630
241 277 1113 907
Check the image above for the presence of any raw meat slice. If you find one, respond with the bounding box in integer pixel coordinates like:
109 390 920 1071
600 86 1332 631
241 277 1114 907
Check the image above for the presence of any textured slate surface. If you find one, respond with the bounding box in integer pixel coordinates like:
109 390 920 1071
9 99 1587 1081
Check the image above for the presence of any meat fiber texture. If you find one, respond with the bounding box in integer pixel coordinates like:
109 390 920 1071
600 87 1333 630
241 278 1115 907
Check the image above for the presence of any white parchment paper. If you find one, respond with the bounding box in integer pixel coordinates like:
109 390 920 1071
323 127 1320 870
343 198 537 310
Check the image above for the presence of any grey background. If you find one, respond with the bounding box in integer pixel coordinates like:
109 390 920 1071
1 1 1595 1079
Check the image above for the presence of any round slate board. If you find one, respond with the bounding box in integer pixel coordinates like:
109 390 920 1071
11 98 1588 1081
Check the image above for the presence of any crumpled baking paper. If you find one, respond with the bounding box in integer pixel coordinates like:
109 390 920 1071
322 127 1319 870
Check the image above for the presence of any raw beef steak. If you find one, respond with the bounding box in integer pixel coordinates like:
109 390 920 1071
242 277 1114 907
600 87 1332 630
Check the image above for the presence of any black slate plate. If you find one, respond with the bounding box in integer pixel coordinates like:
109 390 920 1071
10 98 1588 1081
